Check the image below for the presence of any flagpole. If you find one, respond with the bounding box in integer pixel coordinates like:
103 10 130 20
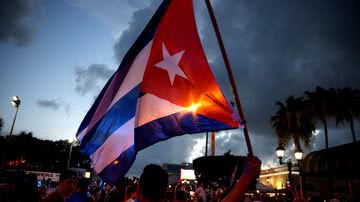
211 131 215 156
205 0 253 156
205 132 208 156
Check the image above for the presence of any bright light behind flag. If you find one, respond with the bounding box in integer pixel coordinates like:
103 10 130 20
186 103 201 112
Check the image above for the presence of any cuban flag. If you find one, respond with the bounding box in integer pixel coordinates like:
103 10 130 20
76 0 241 185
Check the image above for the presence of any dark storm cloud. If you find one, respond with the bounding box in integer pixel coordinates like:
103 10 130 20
213 130 280 166
202 0 360 138
0 0 36 46
114 0 360 175
37 99 62 110
198 0 360 165
114 0 162 63
74 64 114 96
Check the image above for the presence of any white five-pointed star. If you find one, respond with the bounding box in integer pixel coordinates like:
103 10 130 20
154 43 189 85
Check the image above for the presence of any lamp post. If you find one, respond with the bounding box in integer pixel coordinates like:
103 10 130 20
9 96 21 137
276 146 304 200
295 147 304 200
286 159 293 188
276 146 292 189
67 138 76 169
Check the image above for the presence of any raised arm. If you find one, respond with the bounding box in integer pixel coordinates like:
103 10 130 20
221 156 261 202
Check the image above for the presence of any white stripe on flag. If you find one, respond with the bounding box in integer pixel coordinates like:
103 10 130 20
108 40 153 110
77 127 87 143
77 41 153 143
90 117 135 173
135 94 184 127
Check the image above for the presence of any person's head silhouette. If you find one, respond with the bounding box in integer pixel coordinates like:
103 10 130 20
137 164 168 202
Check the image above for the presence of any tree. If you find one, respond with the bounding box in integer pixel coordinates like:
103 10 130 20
271 96 316 150
305 86 334 149
334 87 360 142
0 118 3 133
271 101 291 148
305 87 337 196
0 132 90 171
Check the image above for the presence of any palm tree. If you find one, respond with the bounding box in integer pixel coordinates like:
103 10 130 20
305 86 334 149
271 101 291 148
333 87 360 142
271 96 316 150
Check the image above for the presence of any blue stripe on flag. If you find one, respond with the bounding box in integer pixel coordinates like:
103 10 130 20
80 84 141 155
76 73 116 136
135 112 235 152
98 145 136 186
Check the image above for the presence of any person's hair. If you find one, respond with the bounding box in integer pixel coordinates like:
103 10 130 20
77 178 90 188
139 164 168 201
59 170 77 182
126 185 136 196
176 190 186 200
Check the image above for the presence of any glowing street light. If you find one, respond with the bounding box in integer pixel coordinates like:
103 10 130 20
277 145 304 199
9 96 21 136
294 147 304 199
276 145 285 164
275 145 293 191
294 148 304 161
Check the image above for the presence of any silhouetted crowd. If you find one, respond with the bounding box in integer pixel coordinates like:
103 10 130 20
2 157 335 202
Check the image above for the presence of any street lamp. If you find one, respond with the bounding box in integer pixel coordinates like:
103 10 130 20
276 145 305 199
294 147 304 200
276 146 293 190
9 96 21 136
294 148 303 161
276 146 285 164
67 137 76 169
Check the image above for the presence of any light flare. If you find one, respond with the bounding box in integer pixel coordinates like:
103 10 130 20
185 103 201 112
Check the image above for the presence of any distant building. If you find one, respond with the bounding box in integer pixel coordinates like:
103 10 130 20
260 142 360 201
162 162 193 184
301 141 360 200
259 164 299 190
